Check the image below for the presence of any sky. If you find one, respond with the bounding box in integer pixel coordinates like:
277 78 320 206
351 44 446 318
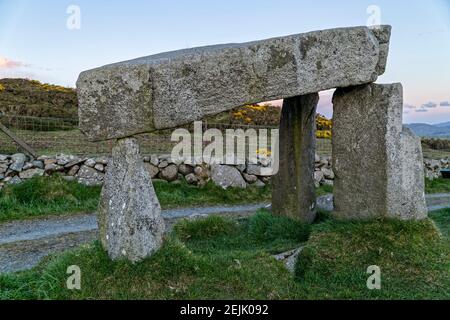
0 0 449 124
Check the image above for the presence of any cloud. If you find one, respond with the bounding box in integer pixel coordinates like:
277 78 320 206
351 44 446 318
404 104 416 110
0 56 29 69
440 101 450 107
416 107 428 113
422 101 438 108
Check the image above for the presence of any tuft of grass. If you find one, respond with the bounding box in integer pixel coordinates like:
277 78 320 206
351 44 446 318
155 180 271 209
316 184 333 197
174 216 239 242
425 178 450 194
295 217 450 299
247 210 311 243
0 176 101 222
429 209 450 238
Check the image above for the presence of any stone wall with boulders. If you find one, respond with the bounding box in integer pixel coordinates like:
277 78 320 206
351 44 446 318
424 158 450 180
0 152 447 191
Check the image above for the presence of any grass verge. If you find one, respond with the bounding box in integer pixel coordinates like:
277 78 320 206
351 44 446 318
425 178 450 194
0 209 448 300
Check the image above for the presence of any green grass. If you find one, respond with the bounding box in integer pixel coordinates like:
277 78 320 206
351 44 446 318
0 176 337 223
1 210 448 300
429 209 450 238
0 176 272 223
295 216 450 299
425 178 450 194
0 176 102 222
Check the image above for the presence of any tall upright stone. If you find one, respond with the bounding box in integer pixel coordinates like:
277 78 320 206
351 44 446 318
272 94 318 223
332 83 427 220
98 138 165 262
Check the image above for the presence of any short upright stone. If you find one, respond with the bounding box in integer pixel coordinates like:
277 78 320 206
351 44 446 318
272 93 318 223
332 83 427 220
98 138 165 262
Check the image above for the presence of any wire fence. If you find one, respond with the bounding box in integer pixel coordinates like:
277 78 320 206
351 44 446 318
0 114 333 157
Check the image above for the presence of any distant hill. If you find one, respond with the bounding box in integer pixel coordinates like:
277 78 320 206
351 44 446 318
0 78 332 138
434 121 450 128
406 123 450 138
0 78 77 118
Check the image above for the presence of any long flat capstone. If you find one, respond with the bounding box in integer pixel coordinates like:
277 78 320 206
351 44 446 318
77 25 391 141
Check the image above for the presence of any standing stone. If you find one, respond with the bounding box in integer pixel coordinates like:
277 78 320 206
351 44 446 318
332 83 427 220
389 128 428 220
98 138 165 262
272 94 318 223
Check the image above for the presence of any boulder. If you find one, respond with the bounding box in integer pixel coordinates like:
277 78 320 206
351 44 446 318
45 163 64 173
144 163 160 179
242 173 258 184
178 164 194 176
211 165 246 189
185 173 198 185
314 171 325 184
10 153 27 172
67 165 80 176
160 164 178 182
94 163 105 172
19 168 44 180
7 176 22 185
247 164 272 177
321 167 335 180
77 165 104 186
84 158 96 168
150 155 160 166
32 160 45 169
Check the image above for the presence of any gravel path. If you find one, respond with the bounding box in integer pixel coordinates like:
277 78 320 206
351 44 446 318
1 194 449 274
0 203 269 273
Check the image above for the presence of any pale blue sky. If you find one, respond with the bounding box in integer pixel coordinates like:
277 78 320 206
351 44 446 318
0 0 449 123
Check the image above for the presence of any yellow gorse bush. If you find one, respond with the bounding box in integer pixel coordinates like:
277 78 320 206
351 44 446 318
0 84 4 92
257 148 272 157
30 80 73 93
316 130 332 139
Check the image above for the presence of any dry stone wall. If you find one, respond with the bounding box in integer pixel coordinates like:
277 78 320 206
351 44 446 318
0 152 339 190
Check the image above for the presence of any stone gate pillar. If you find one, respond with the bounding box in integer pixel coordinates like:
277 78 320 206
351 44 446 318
98 138 165 262
332 83 427 220
272 93 319 223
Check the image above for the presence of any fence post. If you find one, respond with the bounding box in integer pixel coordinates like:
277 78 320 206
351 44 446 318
0 117 38 158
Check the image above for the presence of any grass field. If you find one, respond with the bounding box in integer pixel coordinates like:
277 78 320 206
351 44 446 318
0 176 449 224
0 209 448 300
0 176 274 223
